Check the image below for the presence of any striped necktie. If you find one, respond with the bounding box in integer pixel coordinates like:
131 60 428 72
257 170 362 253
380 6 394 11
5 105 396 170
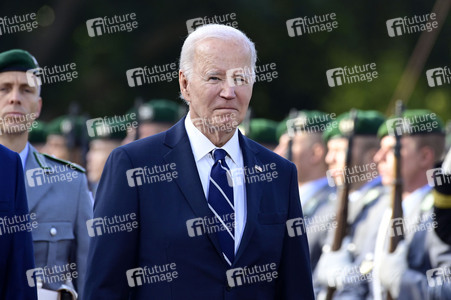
207 148 235 266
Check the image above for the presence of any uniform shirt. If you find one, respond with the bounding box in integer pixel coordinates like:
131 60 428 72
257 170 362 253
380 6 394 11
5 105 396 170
18 142 30 171
349 176 382 203
299 177 329 207
184 114 247 254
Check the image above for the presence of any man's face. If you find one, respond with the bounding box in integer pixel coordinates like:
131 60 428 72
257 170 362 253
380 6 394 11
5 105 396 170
325 137 348 173
0 71 41 134
139 122 172 139
179 38 253 131
374 136 424 186
42 134 70 161
87 139 119 183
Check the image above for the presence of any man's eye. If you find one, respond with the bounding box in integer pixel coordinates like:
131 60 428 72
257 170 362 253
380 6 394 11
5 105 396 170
208 76 221 81
234 76 247 83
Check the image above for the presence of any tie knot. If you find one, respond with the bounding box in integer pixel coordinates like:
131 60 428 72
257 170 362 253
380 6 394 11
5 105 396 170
212 148 227 162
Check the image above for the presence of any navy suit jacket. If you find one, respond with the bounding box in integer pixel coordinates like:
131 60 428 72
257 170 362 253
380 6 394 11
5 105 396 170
84 118 314 300
0 144 37 300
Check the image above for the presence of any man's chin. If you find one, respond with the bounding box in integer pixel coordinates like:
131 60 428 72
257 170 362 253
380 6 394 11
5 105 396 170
1 121 32 135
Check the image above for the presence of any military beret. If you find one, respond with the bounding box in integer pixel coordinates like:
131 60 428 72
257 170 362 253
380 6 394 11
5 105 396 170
131 99 183 123
47 115 86 144
377 109 444 138
276 110 335 141
88 116 128 141
0 49 39 73
323 110 386 142
28 120 47 144
244 118 278 145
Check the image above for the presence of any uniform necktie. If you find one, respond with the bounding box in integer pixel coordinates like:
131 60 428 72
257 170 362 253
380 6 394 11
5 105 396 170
207 148 235 266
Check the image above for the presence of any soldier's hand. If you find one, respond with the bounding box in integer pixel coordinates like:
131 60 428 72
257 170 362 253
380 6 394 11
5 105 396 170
316 237 354 289
379 241 408 298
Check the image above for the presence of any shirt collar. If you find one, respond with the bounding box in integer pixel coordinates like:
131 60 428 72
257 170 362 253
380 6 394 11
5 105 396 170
349 176 382 202
299 177 330 206
18 142 30 170
185 113 240 163
402 184 431 217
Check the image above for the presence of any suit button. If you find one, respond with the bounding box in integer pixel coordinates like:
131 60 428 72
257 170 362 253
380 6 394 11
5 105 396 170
50 227 57 236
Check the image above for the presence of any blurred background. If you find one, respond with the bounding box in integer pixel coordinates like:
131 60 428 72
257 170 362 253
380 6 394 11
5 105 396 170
1 0 450 122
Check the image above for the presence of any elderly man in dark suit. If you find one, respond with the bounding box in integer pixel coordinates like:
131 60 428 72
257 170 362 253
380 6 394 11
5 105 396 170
0 144 37 300
84 24 314 300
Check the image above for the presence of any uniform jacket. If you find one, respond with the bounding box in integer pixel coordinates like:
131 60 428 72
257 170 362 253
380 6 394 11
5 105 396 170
301 182 336 272
83 117 315 300
24 144 93 297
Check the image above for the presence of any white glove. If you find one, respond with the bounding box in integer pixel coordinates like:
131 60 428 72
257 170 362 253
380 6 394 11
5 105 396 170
379 241 408 298
316 238 354 290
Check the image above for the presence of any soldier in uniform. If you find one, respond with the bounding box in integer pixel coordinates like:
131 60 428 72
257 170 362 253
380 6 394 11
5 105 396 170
121 98 184 144
274 110 336 271
369 109 451 300
314 110 387 298
430 148 451 299
86 117 126 198
28 120 47 152
43 115 87 167
0 49 92 298
240 118 278 150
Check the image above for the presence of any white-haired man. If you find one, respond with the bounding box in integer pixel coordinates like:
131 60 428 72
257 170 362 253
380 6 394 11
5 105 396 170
84 24 315 299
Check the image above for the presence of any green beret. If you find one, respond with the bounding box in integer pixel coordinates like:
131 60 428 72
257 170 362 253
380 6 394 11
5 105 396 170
132 99 183 123
323 110 386 142
276 110 335 140
244 118 278 145
47 115 86 145
377 109 444 138
0 49 39 72
28 120 47 144
87 116 128 141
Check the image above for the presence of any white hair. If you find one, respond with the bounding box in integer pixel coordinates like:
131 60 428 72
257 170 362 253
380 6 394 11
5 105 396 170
179 24 257 101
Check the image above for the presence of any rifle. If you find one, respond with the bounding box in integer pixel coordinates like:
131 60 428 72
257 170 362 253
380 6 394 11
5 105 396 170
134 97 144 141
286 108 299 161
66 102 80 164
325 109 358 300
386 101 404 300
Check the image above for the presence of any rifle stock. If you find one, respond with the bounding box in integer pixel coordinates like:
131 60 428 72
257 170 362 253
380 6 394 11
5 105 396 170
325 110 358 300
386 101 404 300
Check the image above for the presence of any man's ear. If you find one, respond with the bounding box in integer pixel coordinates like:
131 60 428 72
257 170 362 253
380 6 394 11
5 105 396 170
179 70 190 102
311 142 326 164
419 145 435 169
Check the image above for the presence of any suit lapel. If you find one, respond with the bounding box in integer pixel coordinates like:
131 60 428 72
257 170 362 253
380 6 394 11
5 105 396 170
162 119 223 258
25 145 53 213
234 134 262 265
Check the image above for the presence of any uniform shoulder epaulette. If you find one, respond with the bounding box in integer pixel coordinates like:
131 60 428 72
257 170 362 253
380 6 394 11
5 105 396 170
35 152 86 173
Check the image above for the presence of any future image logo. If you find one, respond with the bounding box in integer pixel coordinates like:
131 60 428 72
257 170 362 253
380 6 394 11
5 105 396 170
286 13 338 37
186 13 238 33
86 13 138 37
326 63 378 87
386 13 438 37
426 67 451 87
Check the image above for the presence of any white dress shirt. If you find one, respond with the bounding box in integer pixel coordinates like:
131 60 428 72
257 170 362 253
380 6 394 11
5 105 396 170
184 114 247 254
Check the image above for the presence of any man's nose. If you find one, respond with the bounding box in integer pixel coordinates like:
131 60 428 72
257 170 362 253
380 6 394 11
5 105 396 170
325 151 334 164
373 149 383 163
220 81 236 99
8 87 23 105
